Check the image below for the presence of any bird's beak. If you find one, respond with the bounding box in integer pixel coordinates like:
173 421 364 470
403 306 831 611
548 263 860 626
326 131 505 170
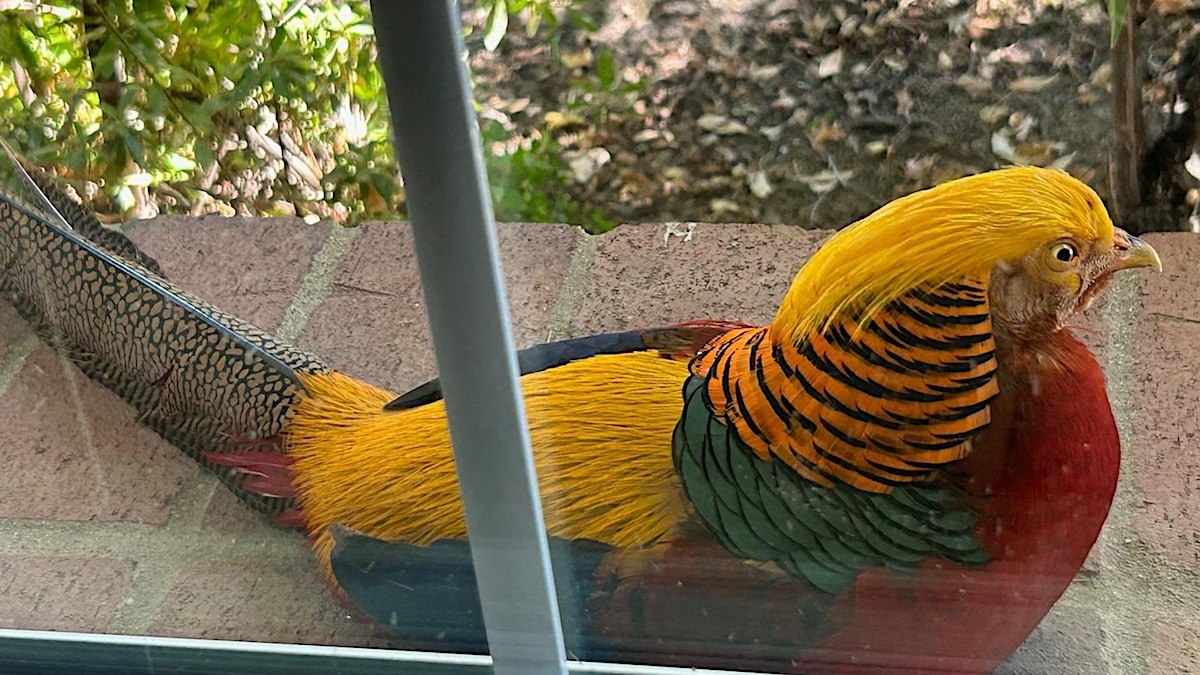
1109 227 1162 272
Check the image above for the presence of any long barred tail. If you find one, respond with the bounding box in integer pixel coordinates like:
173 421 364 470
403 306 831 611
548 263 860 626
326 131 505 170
0 143 326 518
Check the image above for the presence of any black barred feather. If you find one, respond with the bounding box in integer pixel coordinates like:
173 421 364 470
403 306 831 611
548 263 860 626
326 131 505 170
690 282 999 493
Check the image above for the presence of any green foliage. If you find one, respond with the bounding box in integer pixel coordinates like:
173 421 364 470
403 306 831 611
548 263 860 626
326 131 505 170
0 0 612 230
564 46 647 115
481 119 613 233
0 0 395 223
474 1 620 233
479 0 592 51
1108 0 1129 46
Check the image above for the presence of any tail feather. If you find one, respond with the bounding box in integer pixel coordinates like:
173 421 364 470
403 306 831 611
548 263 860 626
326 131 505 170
0 138 165 276
0 144 325 517
204 450 299 500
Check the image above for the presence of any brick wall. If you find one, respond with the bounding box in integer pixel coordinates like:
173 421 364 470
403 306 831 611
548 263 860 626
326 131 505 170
0 219 1195 672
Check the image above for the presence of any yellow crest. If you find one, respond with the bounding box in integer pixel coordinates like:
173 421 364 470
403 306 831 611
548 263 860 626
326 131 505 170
772 166 1115 343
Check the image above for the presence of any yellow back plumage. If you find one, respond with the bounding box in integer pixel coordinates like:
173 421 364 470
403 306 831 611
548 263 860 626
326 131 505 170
287 352 694 575
772 166 1115 343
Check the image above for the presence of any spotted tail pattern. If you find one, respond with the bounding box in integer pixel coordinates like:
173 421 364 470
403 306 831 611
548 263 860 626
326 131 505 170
0 157 327 516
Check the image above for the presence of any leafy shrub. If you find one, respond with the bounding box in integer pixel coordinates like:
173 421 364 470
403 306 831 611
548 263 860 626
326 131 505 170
0 0 611 230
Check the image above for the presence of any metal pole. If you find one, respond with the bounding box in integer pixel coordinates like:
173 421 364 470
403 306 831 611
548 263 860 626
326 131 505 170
367 2 567 674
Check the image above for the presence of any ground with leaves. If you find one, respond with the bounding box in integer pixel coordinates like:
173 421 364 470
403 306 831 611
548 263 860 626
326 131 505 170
467 0 1200 232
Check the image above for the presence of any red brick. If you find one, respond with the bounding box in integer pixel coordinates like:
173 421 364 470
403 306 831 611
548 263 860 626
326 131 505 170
0 347 198 524
298 222 577 393
1130 233 1200 572
0 555 134 632
149 555 388 647
1149 619 1200 675
499 223 580 344
997 601 1107 674
125 216 330 331
572 223 828 333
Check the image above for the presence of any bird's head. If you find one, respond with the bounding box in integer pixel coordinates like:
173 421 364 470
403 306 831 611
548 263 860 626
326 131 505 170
773 166 1161 343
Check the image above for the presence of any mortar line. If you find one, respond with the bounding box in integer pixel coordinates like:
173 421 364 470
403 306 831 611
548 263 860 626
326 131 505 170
0 517 304 560
274 224 359 343
163 473 222 532
107 474 223 633
542 230 600 341
0 514 310 635
1096 274 1152 675
0 507 312 632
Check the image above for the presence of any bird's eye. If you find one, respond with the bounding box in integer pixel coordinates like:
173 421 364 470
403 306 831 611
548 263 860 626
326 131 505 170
1051 242 1078 264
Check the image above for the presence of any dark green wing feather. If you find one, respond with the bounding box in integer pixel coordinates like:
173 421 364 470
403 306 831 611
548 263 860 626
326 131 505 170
672 375 988 594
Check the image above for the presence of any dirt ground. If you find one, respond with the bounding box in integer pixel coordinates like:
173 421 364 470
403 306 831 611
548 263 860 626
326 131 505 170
466 0 1200 232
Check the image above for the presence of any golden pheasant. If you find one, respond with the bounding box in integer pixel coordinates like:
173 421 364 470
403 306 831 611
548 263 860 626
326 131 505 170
0 149 1160 673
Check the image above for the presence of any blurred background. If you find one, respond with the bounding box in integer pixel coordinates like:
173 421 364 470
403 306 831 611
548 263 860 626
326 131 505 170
0 0 1196 234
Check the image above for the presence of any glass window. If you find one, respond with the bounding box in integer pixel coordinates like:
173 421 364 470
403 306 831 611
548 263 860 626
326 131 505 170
0 1 1193 674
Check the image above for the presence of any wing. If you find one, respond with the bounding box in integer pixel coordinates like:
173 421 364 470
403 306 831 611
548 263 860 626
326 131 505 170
673 375 987 595
672 283 998 594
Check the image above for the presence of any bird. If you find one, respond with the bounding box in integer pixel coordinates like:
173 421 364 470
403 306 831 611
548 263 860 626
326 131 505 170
0 144 1161 674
